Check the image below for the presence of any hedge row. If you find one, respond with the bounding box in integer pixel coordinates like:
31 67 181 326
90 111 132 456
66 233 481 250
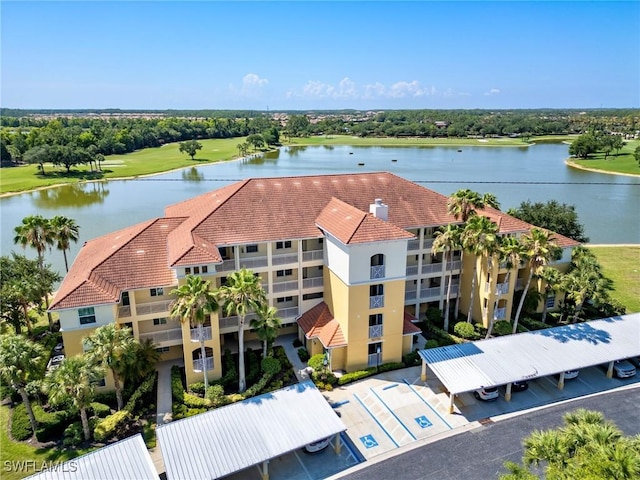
124 372 157 414
94 410 131 442
11 403 70 442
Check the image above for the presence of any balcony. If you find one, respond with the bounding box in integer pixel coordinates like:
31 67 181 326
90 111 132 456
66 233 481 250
302 277 323 289
369 295 384 309
272 253 298 266
272 280 298 294
407 239 420 251
219 312 258 330
421 263 443 275
445 260 462 271
218 259 236 272
135 299 173 316
278 306 299 320
369 324 383 338
423 238 434 250
516 278 525 290
406 265 419 276
239 256 268 269
370 265 385 279
139 327 182 345
190 326 213 342
117 305 131 318
485 281 510 296
405 290 417 301
193 356 214 372
367 352 382 368
302 249 323 262
419 286 441 299
493 307 507 321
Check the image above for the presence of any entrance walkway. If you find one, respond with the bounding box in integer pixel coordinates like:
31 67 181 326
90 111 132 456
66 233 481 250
274 333 311 382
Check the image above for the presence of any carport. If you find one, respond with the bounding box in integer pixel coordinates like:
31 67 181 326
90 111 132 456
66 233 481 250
156 381 346 480
419 313 640 413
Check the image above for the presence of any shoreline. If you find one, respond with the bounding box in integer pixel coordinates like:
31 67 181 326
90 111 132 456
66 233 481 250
565 159 640 178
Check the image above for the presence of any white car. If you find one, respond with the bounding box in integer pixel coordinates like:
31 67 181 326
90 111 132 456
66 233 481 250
612 360 636 379
563 370 580 380
474 386 499 401
304 437 331 453
47 354 65 371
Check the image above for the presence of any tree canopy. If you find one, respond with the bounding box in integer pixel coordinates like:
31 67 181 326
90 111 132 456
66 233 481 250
178 139 203 160
507 200 589 243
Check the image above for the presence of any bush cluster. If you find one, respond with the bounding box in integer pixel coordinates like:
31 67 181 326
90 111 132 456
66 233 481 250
189 382 206 396
93 410 131 442
308 354 326 371
453 321 477 339
292 338 303 348
124 372 157 414
402 349 421 366
11 404 70 442
493 320 513 336
170 366 185 405
424 339 439 349
261 357 281 376
297 347 310 362
89 402 111 418
337 368 378 386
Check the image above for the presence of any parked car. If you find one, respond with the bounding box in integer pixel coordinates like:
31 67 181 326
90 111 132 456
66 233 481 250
474 386 499 401
53 342 64 353
304 437 331 453
511 381 529 392
563 370 580 380
612 360 636 378
47 354 65 371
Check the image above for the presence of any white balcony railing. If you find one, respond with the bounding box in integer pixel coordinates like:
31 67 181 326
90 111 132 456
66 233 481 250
193 357 214 372
494 307 507 320
218 259 236 272
369 324 383 338
219 312 258 329
423 238 434 250
302 250 323 262
406 265 419 276
135 299 173 316
239 256 268 269
422 263 442 275
407 239 420 251
485 281 509 296
370 295 384 309
370 265 385 279
272 253 298 266
278 306 299 320
190 326 212 342
272 280 298 294
139 327 182 345
367 352 382 368
419 286 441 299
405 290 417 301
118 305 131 318
302 277 323 289
446 260 462 271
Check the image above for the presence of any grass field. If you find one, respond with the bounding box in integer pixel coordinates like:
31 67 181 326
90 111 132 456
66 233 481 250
568 139 640 176
589 245 640 313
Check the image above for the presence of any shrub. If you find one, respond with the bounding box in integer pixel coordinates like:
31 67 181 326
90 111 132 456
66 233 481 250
308 354 326 371
205 385 227 407
183 392 210 408
324 383 333 392
378 362 405 373
454 322 476 339
219 349 238 389
189 382 206 396
403 349 421 366
425 339 439 349
89 402 111 418
227 393 244 404
337 368 377 386
93 391 118 410
427 324 465 345
292 338 303 348
125 372 157 414
93 410 131 442
63 422 83 447
274 346 292 369
11 404 70 442
493 320 513 336
171 366 185 404
425 307 443 326
297 347 310 362
10 404 32 441
246 349 261 384
521 317 551 331
261 357 281 376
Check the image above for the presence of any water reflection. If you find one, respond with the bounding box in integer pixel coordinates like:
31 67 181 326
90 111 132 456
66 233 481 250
181 167 205 182
34 182 110 209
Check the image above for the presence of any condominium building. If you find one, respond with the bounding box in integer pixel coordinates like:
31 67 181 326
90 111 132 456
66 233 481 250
49 172 578 388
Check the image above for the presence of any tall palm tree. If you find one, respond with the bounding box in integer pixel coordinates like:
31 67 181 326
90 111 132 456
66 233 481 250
218 268 267 393
13 215 56 328
84 324 135 411
538 267 564 323
432 224 462 331
512 228 561 334
0 334 45 439
43 356 103 441
447 189 486 222
461 215 498 323
50 215 80 272
482 193 501 210
170 274 218 394
119 338 161 385
251 305 282 358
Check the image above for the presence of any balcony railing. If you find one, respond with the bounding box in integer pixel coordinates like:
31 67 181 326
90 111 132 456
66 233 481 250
421 263 443 275
406 265 419 276
369 295 384 309
190 326 212 342
272 253 298 266
423 238 434 250
278 306 299 320
370 265 385 279
218 259 236 272
407 239 420 251
135 299 173 316
367 352 382 368
239 256 268 269
139 327 182 345
488 282 509 295
369 324 383 338
302 249 323 262
405 290 417 301
302 277 323 289
118 305 131 318
272 280 298 293
219 312 258 329
419 286 441 299
446 260 462 271
193 357 214 372
493 307 507 321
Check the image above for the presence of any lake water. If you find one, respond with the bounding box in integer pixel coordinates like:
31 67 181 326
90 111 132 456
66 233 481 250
1 143 638 276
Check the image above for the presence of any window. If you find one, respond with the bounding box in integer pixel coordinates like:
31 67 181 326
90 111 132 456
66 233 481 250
79 307 96 325
246 244 258 253
153 318 168 326
546 295 555 308
276 240 292 249
370 254 385 267
369 314 383 326
185 267 191 275
156 347 170 353
370 284 384 296
220 277 228 287
277 296 293 303
150 287 164 297
194 266 200 274
219 247 228 258
276 269 292 277
121 291 130 306
303 292 323 301
319 238 324 244
123 322 133 330
202 266 208 273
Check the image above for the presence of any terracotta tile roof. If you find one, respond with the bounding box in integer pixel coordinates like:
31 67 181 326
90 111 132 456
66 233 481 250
297 302 347 348
316 198 415 244
403 311 422 335
50 218 183 310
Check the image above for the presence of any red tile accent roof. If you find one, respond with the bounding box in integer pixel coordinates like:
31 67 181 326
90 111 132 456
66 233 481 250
403 311 422 335
50 218 184 310
297 302 347 348
316 198 415 244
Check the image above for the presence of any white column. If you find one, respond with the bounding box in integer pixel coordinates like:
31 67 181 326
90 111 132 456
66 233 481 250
505 383 512 401
557 372 565 390
421 360 427 382
448 392 455 414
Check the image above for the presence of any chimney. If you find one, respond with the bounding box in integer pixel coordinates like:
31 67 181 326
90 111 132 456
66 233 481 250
369 198 388 221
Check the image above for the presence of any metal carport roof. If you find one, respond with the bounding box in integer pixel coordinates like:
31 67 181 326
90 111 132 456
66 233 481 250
25 434 157 480
156 380 346 480
419 313 640 395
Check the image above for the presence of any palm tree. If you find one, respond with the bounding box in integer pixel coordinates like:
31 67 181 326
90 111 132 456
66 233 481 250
13 215 56 327
170 274 218 394
538 267 564 323
84 324 135 411
447 189 485 222
0 334 45 439
251 305 282 358
49 215 80 272
432 224 462 331
218 268 267 393
512 228 561 334
461 215 498 323
6 279 40 335
482 193 501 210
43 356 103 441
119 338 161 385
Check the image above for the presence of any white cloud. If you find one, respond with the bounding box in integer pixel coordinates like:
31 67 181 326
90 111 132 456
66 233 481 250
363 82 386 98
484 88 500 96
388 80 426 98
229 73 269 98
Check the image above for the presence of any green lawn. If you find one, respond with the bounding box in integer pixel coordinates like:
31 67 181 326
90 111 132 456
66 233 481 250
589 245 640 313
568 139 640 176
0 137 247 195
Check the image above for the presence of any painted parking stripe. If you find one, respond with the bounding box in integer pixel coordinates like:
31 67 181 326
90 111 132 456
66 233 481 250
353 393 400 448
369 387 417 440
403 379 453 429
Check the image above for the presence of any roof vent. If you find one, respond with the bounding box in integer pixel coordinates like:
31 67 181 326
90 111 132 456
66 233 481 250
370 198 388 221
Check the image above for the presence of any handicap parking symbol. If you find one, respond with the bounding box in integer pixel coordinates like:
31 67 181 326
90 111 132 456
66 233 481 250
359 434 378 449
415 415 432 428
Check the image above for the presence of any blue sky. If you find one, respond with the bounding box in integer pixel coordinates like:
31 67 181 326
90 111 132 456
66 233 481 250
2 1 638 110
